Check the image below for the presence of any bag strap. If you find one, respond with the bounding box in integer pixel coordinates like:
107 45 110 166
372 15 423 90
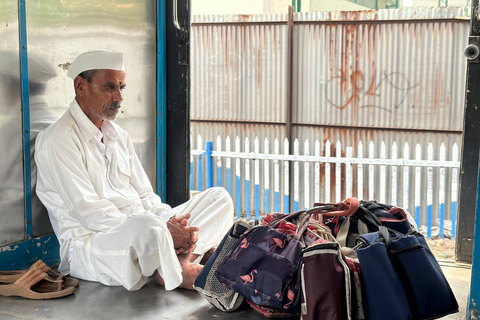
268 209 306 229
311 223 338 243
314 197 361 223
294 202 356 241
378 226 391 246
355 206 383 230
336 217 352 247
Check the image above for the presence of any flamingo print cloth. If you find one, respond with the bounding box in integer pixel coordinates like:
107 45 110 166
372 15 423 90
215 225 304 314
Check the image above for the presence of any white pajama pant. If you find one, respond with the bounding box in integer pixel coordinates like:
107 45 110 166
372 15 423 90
67 187 234 291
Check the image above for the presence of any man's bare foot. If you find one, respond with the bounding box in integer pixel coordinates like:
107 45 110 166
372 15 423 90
155 254 203 290
188 247 216 264
200 247 216 265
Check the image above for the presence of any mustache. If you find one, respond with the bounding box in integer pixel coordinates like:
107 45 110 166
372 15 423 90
105 102 121 110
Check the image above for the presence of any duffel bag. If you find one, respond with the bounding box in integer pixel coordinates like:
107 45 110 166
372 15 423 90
356 226 458 320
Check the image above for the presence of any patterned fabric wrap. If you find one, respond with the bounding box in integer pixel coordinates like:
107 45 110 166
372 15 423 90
247 300 296 318
215 225 304 313
342 250 365 319
262 213 320 246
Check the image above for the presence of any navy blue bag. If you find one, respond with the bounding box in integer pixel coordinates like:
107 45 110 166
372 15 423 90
356 226 458 320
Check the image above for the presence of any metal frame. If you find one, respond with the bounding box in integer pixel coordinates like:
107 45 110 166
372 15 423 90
458 0 480 263
467 151 480 317
165 0 190 206
157 0 167 200
19 0 32 240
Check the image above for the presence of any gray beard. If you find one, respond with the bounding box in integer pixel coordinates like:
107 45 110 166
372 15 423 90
98 102 121 121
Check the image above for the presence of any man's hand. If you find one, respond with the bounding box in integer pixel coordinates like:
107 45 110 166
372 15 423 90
167 213 199 255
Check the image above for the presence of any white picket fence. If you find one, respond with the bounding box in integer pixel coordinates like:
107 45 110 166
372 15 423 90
190 135 460 239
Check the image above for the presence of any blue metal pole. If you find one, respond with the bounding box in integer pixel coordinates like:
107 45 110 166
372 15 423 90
206 141 213 188
190 160 193 190
198 155 203 191
18 0 32 239
467 151 480 318
439 202 445 239
156 0 167 200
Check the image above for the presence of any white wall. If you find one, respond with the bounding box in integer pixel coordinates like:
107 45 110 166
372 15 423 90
192 0 264 15
191 0 298 15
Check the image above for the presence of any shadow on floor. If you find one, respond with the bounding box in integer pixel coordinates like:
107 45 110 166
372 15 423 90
0 261 472 320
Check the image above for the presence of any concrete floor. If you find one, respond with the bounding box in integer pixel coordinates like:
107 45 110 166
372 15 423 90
0 261 472 320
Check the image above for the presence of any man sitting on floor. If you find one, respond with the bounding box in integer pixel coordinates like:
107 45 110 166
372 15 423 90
35 49 233 291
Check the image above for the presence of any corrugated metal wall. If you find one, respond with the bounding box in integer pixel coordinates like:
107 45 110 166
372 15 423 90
190 7 468 228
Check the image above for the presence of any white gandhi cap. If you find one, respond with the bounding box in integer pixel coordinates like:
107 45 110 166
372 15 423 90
67 49 125 79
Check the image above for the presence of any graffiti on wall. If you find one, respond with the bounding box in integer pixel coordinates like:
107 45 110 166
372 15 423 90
325 69 419 112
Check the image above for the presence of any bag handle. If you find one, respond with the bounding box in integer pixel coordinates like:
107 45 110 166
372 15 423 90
355 206 383 230
378 226 405 247
294 202 355 241
294 209 316 241
268 201 343 229
378 226 391 246
268 209 306 229
314 197 360 223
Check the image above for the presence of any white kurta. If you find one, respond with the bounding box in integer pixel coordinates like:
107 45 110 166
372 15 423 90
35 99 233 291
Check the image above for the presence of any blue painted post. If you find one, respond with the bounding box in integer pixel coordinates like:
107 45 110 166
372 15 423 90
190 160 193 191
198 154 203 192
452 201 457 239
467 154 480 318
18 0 32 238
206 141 214 188
439 203 445 239
285 194 289 214
255 184 260 221
246 179 251 220
156 0 167 200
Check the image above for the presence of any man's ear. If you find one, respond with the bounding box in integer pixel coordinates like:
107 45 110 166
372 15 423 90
73 76 86 96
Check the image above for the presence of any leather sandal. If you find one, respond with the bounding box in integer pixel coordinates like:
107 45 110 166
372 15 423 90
0 266 76 299
0 260 79 288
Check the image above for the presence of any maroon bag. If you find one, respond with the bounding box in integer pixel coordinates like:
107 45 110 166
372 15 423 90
300 239 353 320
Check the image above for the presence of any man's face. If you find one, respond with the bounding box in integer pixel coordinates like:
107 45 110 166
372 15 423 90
77 69 126 125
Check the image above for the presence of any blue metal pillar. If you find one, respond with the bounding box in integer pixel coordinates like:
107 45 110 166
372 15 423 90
19 0 32 239
205 141 214 188
156 0 167 200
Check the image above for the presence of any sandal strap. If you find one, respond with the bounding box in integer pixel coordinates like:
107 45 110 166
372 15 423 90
37 261 65 283
15 266 64 291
